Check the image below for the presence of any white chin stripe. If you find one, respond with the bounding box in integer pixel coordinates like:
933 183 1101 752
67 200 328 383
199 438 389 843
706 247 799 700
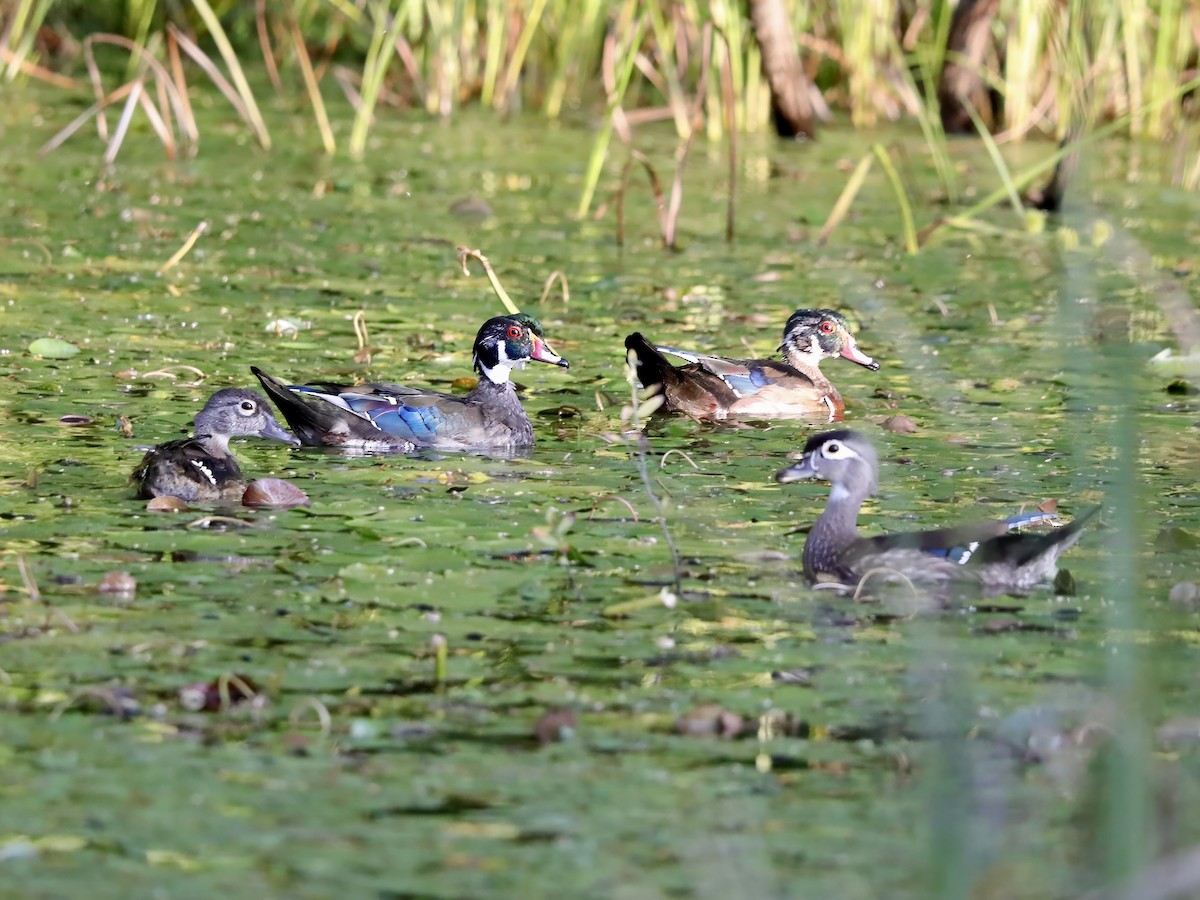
480 362 511 384
829 482 851 503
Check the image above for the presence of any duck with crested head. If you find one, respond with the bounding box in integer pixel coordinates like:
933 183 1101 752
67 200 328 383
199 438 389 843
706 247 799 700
252 313 569 454
132 388 298 503
625 308 879 421
776 429 1099 595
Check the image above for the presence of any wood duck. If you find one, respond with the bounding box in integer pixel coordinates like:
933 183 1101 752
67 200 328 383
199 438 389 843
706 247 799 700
252 314 570 454
625 309 879 421
132 388 298 503
775 429 1100 594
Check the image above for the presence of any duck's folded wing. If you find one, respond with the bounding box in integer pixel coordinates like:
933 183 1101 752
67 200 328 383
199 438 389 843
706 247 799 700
132 438 241 498
655 346 811 399
253 367 412 448
854 508 1095 568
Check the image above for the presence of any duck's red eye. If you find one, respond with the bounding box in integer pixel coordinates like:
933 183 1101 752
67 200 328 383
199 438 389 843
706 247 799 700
507 325 522 339
819 321 836 334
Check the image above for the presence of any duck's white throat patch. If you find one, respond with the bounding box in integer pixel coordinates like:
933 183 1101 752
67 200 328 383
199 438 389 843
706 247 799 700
478 341 526 385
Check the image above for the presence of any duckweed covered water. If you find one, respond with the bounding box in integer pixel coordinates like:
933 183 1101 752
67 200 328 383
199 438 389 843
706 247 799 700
2 87 1199 897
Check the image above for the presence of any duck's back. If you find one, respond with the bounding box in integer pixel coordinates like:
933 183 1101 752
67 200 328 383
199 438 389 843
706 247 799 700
132 438 244 503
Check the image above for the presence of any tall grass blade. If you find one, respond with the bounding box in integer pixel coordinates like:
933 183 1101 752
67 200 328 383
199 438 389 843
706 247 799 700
124 0 158 81
1119 0 1146 134
137 81 174 158
2 0 53 82
925 73 1200 245
290 16 336 154
256 0 283 92
894 25 956 203
718 28 737 243
1005 0 1051 138
188 0 272 148
350 0 401 158
166 29 199 148
963 98 1024 218
480 0 505 110
818 152 873 245
170 25 258 138
873 144 918 255
105 80 143 164
577 12 647 220
497 0 550 111
662 24 713 250
644 0 690 137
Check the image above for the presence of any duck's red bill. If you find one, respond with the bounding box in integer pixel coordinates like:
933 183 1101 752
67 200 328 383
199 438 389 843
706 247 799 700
530 334 569 368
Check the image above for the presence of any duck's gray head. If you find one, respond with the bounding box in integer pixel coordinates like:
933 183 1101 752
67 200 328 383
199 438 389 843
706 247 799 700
472 314 570 384
780 309 879 371
775 429 879 499
194 388 298 445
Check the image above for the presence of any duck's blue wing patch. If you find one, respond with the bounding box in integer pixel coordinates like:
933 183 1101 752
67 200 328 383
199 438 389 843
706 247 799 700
922 511 1059 566
716 365 772 397
1001 511 1057 529
343 395 446 442
289 386 447 442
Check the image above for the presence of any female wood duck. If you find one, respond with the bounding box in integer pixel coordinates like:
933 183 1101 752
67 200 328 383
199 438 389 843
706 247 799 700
252 313 569 454
625 309 879 421
132 388 298 503
775 429 1100 594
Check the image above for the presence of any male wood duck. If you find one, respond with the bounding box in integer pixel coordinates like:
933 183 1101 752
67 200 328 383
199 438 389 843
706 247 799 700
252 314 569 454
132 388 298 502
625 309 879 421
775 429 1100 594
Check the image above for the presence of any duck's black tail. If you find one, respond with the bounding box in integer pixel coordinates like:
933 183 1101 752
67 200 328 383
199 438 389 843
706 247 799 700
251 366 343 447
624 333 678 398
1011 503 1102 568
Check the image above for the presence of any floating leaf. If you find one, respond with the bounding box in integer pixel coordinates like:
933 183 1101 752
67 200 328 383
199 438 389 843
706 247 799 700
28 338 80 359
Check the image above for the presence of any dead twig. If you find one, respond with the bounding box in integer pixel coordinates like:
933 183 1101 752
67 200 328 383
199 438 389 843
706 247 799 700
157 221 209 276
17 554 40 601
288 697 333 736
457 247 521 315
353 310 371 364
587 495 640 521
539 271 570 306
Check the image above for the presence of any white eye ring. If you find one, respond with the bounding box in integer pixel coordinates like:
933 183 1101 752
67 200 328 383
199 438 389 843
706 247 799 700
825 442 841 456
239 400 257 415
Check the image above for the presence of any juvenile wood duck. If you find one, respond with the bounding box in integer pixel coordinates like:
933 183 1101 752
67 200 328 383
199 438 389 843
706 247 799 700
625 309 879 421
775 430 1100 594
252 313 570 453
132 388 298 503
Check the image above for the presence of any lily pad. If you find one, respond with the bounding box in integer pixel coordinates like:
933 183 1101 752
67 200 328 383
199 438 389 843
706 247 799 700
28 337 80 359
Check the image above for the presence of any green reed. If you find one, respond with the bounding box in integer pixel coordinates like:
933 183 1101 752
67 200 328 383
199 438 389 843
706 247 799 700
8 0 1197 166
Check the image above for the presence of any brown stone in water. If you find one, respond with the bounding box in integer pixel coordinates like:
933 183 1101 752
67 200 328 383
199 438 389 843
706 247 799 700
881 414 918 434
242 478 310 509
147 495 188 512
675 703 745 740
97 571 137 595
534 709 578 745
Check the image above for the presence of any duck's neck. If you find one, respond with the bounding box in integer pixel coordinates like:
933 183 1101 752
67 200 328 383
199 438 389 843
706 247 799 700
468 373 532 441
782 346 833 390
803 481 867 580
195 433 231 456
